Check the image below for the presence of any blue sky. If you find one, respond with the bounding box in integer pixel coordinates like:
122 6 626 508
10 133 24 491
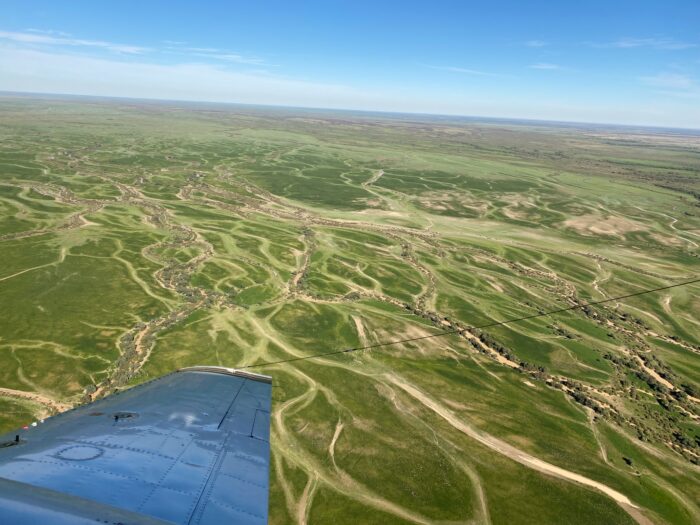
1 1 699 127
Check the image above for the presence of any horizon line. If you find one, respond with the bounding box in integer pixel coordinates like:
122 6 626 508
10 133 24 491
2 89 699 134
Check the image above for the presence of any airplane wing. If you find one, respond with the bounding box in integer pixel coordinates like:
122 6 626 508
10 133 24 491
0 366 272 525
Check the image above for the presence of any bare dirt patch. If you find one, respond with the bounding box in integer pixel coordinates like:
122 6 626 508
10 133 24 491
501 194 538 221
352 316 369 347
417 191 489 215
563 214 644 238
649 232 684 247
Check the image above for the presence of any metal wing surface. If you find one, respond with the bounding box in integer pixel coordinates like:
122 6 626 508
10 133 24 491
0 366 272 525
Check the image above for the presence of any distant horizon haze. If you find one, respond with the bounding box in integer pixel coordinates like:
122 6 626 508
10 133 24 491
1 1 699 128
3 90 700 133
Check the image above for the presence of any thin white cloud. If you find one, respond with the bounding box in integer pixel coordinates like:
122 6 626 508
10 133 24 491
655 90 700 100
164 44 267 65
26 28 72 37
0 31 698 128
1 28 268 66
189 51 266 65
0 46 382 109
641 72 695 90
525 40 547 48
184 47 221 53
427 65 498 76
0 29 147 54
597 37 695 50
641 72 699 100
529 62 560 70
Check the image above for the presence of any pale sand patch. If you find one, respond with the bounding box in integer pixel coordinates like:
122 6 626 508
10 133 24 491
461 331 519 369
417 191 489 215
649 232 684 247
502 207 530 221
634 356 675 391
377 324 434 343
355 209 408 218
488 279 504 293
422 202 448 211
501 194 537 220
564 214 644 238
662 295 672 315
352 316 369 347
499 194 537 207
442 398 472 411
79 215 100 227
297 475 319 525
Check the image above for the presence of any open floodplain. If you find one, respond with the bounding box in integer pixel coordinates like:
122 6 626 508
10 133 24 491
0 95 699 524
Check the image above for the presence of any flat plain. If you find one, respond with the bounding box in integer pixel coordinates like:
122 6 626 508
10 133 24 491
0 95 699 524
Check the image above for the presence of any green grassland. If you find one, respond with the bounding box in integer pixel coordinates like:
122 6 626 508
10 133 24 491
0 95 699 524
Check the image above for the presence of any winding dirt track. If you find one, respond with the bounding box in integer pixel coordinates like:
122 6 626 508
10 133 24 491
3 162 691 522
362 169 385 187
328 420 344 469
386 374 653 525
0 387 71 415
273 368 436 525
